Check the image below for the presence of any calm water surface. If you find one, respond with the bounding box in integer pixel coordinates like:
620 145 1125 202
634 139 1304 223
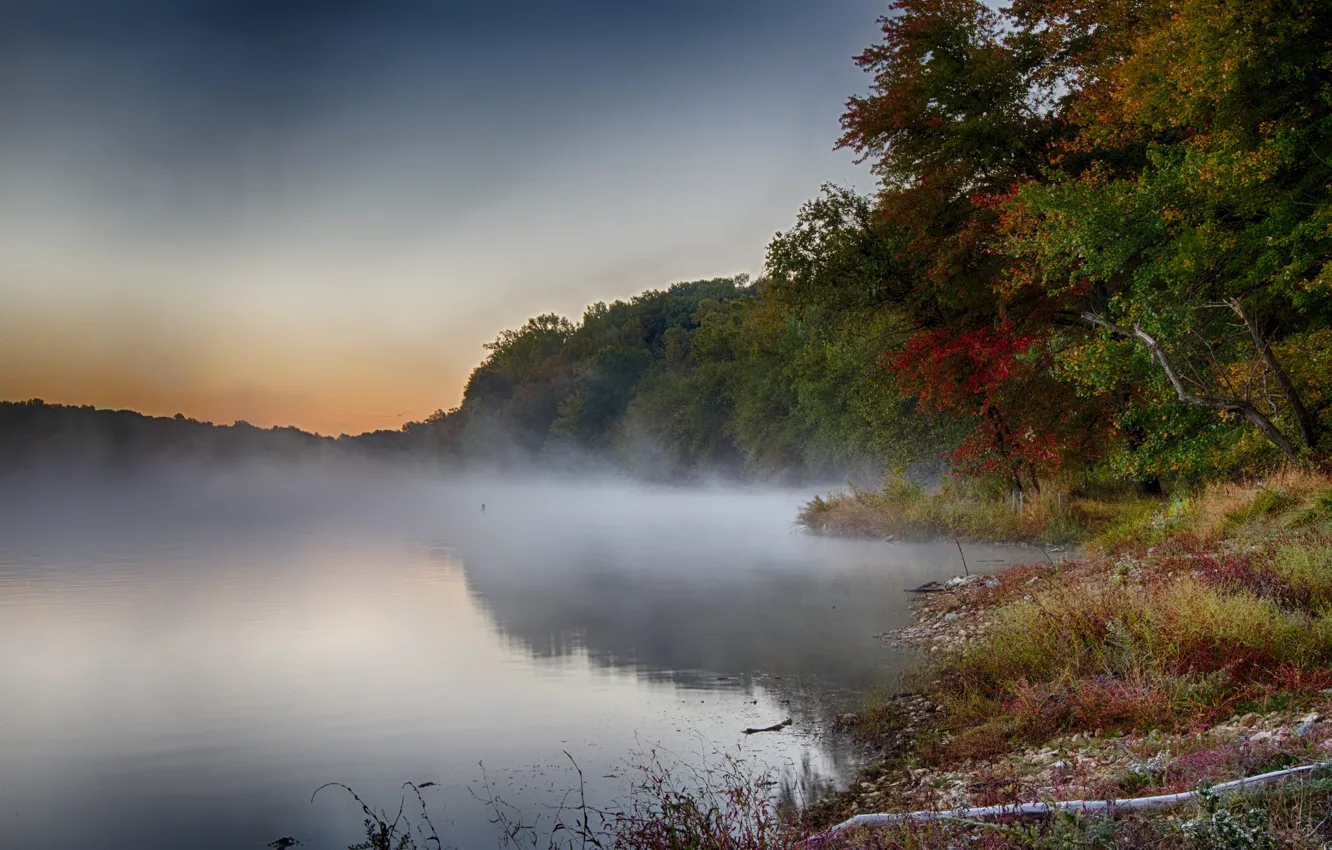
0 469 1041 849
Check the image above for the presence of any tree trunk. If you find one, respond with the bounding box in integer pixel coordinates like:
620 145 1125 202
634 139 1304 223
985 407 1026 493
1228 298 1319 452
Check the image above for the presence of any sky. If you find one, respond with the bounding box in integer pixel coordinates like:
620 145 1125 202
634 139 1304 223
0 0 883 435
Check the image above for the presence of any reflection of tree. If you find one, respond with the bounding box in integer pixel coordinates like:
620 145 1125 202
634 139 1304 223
443 539 976 692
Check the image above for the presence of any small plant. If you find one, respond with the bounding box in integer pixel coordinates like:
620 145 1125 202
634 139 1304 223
310 781 446 850
1181 784 1274 850
608 746 811 850
1153 497 1193 534
1122 750 1171 792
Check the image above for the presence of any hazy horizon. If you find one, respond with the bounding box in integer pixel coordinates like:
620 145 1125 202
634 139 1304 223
1 0 879 436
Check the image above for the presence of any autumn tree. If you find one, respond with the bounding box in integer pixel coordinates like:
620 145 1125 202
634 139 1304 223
838 0 1107 490
1008 0 1332 468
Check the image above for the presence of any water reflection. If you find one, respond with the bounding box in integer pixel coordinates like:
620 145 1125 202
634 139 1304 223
0 473 1040 850
451 531 1035 692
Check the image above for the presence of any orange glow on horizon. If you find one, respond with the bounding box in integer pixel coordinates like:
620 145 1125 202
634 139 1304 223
0 343 470 436
0 380 458 436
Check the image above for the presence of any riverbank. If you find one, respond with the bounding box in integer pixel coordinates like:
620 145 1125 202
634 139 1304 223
796 478 1166 548
803 470 1332 848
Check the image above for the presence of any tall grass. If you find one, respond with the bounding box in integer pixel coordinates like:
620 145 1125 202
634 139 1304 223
1091 469 1332 551
796 479 1124 545
917 474 1332 759
930 569 1332 749
313 749 834 850
798 469 1332 551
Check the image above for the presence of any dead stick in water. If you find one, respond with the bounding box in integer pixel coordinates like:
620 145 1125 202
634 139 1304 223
955 539 969 576
742 718 792 734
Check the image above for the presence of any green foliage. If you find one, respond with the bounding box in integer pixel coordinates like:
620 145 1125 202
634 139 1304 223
400 182 960 482
1006 0 1332 469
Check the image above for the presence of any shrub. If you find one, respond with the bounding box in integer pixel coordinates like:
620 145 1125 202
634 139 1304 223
931 573 1332 742
798 479 1126 545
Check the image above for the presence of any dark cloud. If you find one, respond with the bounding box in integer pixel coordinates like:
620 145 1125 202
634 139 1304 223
3 0 882 188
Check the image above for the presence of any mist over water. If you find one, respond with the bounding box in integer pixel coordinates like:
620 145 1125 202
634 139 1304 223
0 465 1040 849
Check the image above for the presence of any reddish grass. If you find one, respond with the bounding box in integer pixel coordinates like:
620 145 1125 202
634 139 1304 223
923 534 1332 754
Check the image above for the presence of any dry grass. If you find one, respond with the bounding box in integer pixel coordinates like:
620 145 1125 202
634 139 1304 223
797 480 1132 545
903 474 1332 766
828 476 1332 749
800 470 1332 554
1091 468 1332 552
932 571 1332 748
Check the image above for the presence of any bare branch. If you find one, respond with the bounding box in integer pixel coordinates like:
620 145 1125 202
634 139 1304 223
1082 312 1301 462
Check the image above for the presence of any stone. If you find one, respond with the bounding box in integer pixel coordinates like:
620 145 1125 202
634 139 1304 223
1236 713 1261 729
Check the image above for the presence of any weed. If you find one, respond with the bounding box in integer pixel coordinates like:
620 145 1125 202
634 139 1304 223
1181 785 1274 850
310 781 446 850
1223 490 1296 532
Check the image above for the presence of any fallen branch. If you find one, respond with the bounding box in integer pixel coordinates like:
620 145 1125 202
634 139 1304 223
806 759 1332 843
904 581 946 594
742 718 792 735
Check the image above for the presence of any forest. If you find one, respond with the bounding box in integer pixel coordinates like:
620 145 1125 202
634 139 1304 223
409 0 1332 492
8 0 1331 496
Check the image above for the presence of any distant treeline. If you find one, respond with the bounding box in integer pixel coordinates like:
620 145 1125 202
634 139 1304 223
0 269 941 483
11 0 1332 490
0 400 375 470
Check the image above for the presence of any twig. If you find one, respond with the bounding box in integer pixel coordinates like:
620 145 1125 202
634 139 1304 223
402 782 443 850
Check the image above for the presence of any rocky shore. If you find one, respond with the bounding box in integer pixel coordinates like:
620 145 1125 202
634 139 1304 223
820 570 1332 832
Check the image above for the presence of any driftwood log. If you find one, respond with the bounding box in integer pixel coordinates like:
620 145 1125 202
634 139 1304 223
805 759 1332 844
742 718 793 734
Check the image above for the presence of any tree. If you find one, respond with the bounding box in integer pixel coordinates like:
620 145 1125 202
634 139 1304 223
836 0 1106 489
1007 0 1332 467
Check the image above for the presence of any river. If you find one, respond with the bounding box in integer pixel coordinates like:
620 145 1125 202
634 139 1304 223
0 467 1041 849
